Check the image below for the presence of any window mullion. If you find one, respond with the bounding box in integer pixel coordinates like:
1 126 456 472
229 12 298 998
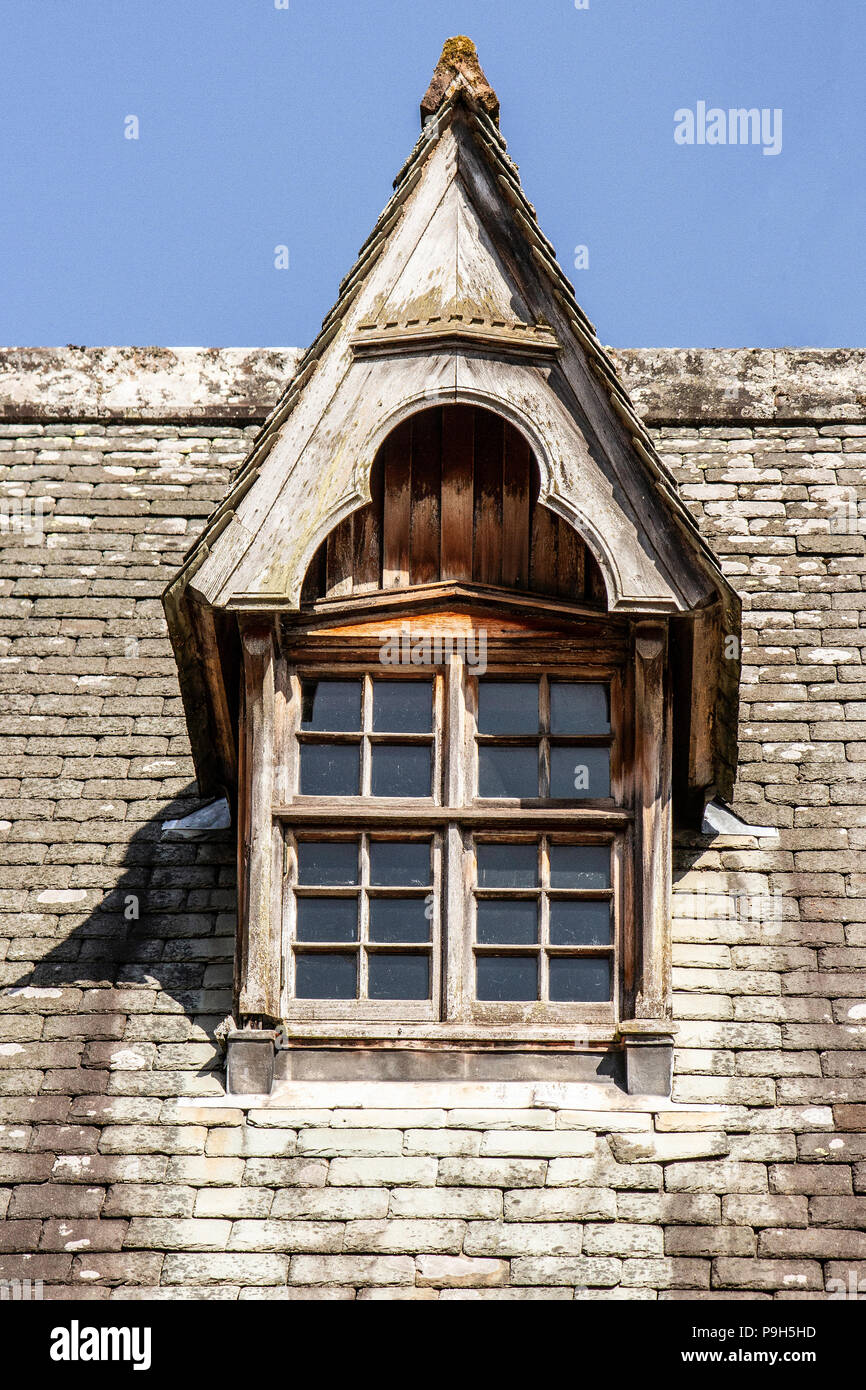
360 672 372 796
539 835 550 1002
431 833 443 1019
432 670 445 805
358 832 370 1000
446 823 471 1021
284 831 297 1012
539 674 550 798
445 652 466 806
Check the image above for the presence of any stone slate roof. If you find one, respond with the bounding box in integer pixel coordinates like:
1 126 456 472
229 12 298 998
0 348 864 1299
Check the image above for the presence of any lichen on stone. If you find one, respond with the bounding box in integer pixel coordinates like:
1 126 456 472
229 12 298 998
420 34 500 127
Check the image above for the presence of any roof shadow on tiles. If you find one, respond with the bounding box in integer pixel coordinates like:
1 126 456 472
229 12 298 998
5 787 235 1093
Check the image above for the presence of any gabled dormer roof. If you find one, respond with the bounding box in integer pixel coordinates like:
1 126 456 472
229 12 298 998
164 37 740 816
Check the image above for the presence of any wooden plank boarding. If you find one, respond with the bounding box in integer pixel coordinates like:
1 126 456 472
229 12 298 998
440 403 475 580
529 498 558 594
501 421 530 589
473 407 503 586
555 510 584 602
409 406 442 584
326 516 354 597
382 417 412 587
301 404 606 611
353 452 383 593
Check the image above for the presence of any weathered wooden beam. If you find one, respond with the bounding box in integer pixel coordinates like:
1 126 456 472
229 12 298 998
191 602 238 795
238 621 281 1021
633 620 672 1021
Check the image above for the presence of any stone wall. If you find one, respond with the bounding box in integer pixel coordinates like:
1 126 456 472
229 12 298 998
0 349 864 1300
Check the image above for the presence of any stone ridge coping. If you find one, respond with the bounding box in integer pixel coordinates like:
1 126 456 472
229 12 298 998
0 346 862 423
0 347 301 423
612 347 866 424
177 1083 721 1113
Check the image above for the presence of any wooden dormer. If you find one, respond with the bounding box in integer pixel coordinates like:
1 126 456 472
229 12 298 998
164 38 740 1096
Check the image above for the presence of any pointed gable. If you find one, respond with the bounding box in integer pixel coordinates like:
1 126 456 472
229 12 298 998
165 37 740 820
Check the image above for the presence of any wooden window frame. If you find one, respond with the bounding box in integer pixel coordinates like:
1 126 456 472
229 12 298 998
293 669 444 803
282 828 442 1024
270 628 633 1039
459 830 622 1029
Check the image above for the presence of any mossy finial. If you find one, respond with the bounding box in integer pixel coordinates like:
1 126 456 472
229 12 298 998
420 35 500 127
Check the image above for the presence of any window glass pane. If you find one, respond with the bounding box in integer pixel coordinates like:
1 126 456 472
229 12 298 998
297 841 358 886
296 897 358 943
476 842 537 888
477 681 539 735
550 682 610 735
300 742 360 796
549 845 611 890
369 898 431 943
476 955 537 1002
371 744 431 798
295 953 357 999
373 680 432 733
549 901 612 946
478 745 538 798
301 679 361 731
368 953 429 1000
549 956 611 1002
550 746 610 799
476 900 538 945
369 840 431 887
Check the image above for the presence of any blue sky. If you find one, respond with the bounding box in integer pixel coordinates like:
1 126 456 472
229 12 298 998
1 0 863 349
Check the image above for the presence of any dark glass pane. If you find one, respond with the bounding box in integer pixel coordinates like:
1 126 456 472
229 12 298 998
369 897 431 943
478 746 538 798
476 842 537 889
476 955 537 1002
296 897 358 943
550 682 610 735
300 742 360 796
295 953 356 999
372 681 432 733
369 840 431 887
301 679 361 731
549 845 611 890
550 746 610 799
477 681 539 735
297 840 358 886
368 953 429 1000
476 899 538 945
549 956 611 1002
371 744 431 798
549 901 612 946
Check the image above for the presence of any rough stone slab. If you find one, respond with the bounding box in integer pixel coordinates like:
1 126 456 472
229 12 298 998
415 1254 509 1288
613 349 866 423
161 1253 288 1285
287 1254 414 1287
711 1257 822 1292
609 1132 729 1164
510 1256 621 1287
0 348 300 422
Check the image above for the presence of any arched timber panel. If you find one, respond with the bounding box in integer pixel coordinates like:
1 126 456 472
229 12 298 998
301 405 606 608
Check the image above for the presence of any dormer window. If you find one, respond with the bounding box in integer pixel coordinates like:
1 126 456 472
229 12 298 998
225 404 646 1064
164 53 740 1097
